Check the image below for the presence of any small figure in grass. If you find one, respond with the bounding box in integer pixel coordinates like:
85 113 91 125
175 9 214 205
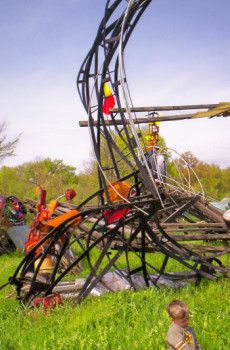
166 300 202 350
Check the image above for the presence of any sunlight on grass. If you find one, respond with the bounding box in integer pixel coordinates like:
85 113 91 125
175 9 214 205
1 248 230 349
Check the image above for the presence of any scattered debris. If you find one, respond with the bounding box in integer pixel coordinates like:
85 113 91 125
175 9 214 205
27 268 197 307
0 195 28 254
7 225 30 249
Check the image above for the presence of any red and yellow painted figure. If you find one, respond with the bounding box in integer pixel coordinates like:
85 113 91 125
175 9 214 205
103 82 115 115
24 187 81 274
145 113 161 152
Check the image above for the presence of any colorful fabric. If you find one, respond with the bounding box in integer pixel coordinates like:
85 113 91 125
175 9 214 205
103 95 115 115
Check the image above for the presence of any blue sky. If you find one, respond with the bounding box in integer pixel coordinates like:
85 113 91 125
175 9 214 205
1 0 230 172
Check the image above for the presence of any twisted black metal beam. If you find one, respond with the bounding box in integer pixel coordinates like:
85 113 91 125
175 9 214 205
7 188 229 306
4 0 229 308
77 0 159 203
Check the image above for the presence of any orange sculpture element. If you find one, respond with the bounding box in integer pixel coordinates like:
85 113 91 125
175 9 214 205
35 186 41 196
103 181 131 202
48 200 59 215
24 187 81 274
46 210 81 228
25 188 80 257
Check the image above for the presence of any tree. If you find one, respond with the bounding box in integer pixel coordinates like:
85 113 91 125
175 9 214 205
32 158 79 185
0 158 80 205
0 121 20 163
176 151 200 170
172 151 230 200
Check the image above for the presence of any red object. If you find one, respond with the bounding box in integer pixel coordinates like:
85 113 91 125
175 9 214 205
65 189 76 200
38 190 47 206
41 210 49 221
103 95 115 115
33 294 62 309
103 191 137 224
103 208 130 224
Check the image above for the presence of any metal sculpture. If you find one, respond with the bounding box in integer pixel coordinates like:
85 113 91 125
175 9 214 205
7 0 230 307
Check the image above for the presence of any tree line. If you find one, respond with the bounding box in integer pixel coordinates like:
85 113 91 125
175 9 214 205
0 123 229 204
0 154 229 207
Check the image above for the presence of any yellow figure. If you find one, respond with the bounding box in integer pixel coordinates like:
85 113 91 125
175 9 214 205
104 82 112 97
155 114 161 126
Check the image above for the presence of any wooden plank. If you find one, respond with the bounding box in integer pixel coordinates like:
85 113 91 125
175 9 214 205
155 227 226 233
79 103 229 127
159 222 226 227
162 271 197 280
85 217 133 236
163 233 230 241
179 244 229 252
79 113 196 127
194 201 226 224
53 279 86 293
162 196 200 223
111 243 157 253
61 252 82 275
154 228 228 233
206 202 225 216
110 103 219 113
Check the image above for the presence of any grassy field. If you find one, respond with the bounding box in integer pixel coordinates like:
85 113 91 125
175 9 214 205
0 250 230 350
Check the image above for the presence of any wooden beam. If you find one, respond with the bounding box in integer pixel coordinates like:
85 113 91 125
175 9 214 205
163 233 230 241
156 228 228 234
159 222 226 227
194 201 226 224
162 195 200 223
79 108 229 127
179 244 229 253
79 113 196 127
109 103 219 113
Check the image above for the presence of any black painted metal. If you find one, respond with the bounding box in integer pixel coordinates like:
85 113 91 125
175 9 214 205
7 0 230 307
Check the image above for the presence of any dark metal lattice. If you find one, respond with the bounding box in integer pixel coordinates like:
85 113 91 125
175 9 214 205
8 0 230 307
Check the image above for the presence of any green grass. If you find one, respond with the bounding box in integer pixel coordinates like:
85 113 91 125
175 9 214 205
0 251 230 349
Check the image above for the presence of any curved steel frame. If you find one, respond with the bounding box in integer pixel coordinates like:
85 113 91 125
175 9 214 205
8 0 230 307
77 0 161 202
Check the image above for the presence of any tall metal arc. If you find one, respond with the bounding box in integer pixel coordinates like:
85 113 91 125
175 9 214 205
6 0 229 307
77 0 161 203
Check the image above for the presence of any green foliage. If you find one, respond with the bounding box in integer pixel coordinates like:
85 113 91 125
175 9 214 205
0 158 80 203
197 164 230 199
172 151 230 200
0 145 229 210
37 159 79 185
75 158 99 204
